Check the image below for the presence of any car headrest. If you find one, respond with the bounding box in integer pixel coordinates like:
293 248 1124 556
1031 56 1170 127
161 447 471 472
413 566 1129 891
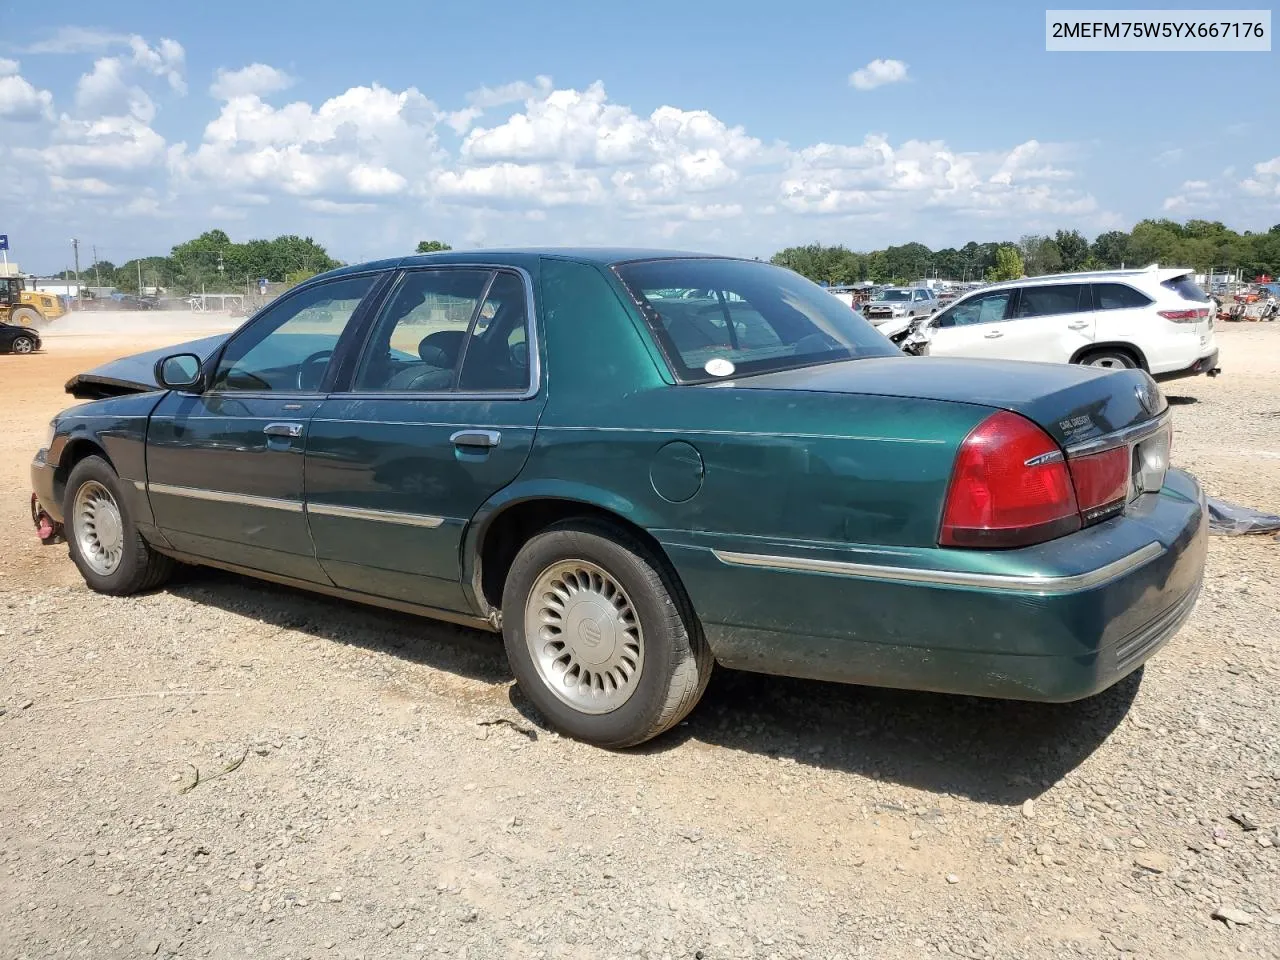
419 329 465 367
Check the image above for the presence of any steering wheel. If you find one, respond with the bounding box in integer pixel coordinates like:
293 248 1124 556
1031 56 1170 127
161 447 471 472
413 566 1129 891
296 350 334 391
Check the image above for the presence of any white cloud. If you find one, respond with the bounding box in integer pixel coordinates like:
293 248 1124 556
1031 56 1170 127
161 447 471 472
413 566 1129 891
849 59 909 91
210 63 295 100
1242 156 1280 199
1155 147 1183 166
23 26 131 54
128 36 186 95
171 83 442 201
465 75 553 109
75 57 155 121
0 62 54 121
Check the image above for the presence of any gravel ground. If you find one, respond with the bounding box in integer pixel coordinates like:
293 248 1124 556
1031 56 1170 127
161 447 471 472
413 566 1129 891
2 323 1279 960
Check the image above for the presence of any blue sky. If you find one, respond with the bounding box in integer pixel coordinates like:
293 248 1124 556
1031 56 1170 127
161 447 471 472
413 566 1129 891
2 0 1277 274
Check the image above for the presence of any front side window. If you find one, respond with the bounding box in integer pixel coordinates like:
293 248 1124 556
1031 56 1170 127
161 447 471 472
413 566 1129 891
211 275 374 392
1093 282 1153 311
614 258 896 382
354 268 531 393
936 290 1013 327
1014 283 1087 318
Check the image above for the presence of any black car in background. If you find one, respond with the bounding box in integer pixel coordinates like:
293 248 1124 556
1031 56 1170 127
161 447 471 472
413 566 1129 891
0 322 41 354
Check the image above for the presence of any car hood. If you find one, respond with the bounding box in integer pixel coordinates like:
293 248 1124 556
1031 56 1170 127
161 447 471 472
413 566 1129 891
721 356 1165 448
64 333 229 399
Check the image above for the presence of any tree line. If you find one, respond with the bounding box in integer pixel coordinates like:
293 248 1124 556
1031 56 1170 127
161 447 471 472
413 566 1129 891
770 219 1280 286
61 233 459 295
62 230 343 295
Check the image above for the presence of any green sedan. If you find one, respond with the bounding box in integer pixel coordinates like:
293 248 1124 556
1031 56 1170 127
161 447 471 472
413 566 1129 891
31 249 1206 747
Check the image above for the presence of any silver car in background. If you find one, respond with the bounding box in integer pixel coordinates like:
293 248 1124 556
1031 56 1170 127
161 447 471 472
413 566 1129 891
863 286 939 342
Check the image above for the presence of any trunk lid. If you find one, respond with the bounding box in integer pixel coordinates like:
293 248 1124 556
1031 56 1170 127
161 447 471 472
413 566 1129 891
723 356 1165 448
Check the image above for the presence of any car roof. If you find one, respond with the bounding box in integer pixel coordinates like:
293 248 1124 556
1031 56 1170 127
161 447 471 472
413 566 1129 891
308 248 755 284
976 264 1195 293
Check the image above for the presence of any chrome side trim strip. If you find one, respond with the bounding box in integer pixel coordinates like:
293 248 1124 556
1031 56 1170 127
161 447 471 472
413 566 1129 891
711 541 1166 595
1065 413 1169 458
147 482 304 513
306 502 445 529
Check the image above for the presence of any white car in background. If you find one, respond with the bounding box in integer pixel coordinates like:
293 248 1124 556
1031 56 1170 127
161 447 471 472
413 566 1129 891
905 266 1221 381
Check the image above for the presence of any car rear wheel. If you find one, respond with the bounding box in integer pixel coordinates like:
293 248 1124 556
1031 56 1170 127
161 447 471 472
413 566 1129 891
1080 349 1136 370
10 335 36 354
64 456 173 595
10 307 42 328
501 520 712 748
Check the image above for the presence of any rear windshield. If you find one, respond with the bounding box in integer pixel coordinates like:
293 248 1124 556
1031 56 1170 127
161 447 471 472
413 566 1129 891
613 258 897 382
1161 275 1209 303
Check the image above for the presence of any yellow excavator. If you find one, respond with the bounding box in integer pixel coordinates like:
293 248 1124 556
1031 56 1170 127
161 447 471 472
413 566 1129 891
0 273 66 327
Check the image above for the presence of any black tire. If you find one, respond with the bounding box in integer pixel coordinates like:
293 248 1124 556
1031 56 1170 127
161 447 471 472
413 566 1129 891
10 307 42 328
501 520 712 748
1078 349 1137 371
10 335 37 354
64 456 173 595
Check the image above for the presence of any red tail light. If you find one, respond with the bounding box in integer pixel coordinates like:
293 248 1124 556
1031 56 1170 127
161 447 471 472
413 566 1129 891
1158 308 1209 322
1066 447 1129 523
940 411 1081 548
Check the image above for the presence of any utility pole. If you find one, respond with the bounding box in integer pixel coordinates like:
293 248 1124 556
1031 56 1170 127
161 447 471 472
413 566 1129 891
138 259 143 296
93 244 101 287
71 238 81 308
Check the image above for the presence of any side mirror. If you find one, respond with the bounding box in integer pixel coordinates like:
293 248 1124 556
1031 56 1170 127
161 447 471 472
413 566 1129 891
155 353 204 392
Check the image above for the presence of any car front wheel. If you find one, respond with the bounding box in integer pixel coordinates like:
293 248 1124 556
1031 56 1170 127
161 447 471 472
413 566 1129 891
501 520 712 748
10 335 37 354
64 456 173 595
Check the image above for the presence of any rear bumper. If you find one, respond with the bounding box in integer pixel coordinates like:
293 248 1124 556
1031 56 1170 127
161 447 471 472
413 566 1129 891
664 468 1207 702
1153 348 1220 383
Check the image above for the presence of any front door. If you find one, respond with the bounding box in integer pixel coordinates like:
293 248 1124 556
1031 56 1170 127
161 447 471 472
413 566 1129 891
146 273 380 581
304 265 547 613
925 288 1016 358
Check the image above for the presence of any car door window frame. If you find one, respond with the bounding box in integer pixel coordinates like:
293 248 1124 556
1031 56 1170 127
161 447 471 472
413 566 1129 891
1012 283 1089 320
200 270 392 399
934 289 1015 328
335 264 542 402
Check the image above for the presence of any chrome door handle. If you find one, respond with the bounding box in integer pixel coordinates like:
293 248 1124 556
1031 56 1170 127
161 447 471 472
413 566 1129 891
450 429 501 449
983 331 1004 339
264 422 304 438
1067 321 1089 330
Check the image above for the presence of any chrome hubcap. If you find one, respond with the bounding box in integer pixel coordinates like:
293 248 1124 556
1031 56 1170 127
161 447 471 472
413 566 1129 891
13 338 33 354
74 480 124 576
524 559 644 714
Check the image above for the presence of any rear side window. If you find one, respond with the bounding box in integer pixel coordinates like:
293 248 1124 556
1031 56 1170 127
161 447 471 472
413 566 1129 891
1092 283 1152 311
1161 275 1209 302
1014 284 1087 318
613 258 897 382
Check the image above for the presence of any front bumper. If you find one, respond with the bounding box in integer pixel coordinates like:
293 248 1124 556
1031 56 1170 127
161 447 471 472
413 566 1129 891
1153 348 1220 383
31 449 65 544
666 468 1208 702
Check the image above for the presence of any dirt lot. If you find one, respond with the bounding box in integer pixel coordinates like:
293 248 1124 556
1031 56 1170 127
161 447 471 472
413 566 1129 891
2 319 1278 960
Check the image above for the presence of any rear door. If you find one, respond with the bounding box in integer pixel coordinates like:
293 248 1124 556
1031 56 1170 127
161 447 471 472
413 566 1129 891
993 282 1094 362
146 273 381 581
924 288 1016 357
304 264 546 614
1091 281 1152 344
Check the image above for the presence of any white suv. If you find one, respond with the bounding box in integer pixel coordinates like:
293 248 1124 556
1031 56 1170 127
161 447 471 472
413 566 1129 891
908 266 1221 381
